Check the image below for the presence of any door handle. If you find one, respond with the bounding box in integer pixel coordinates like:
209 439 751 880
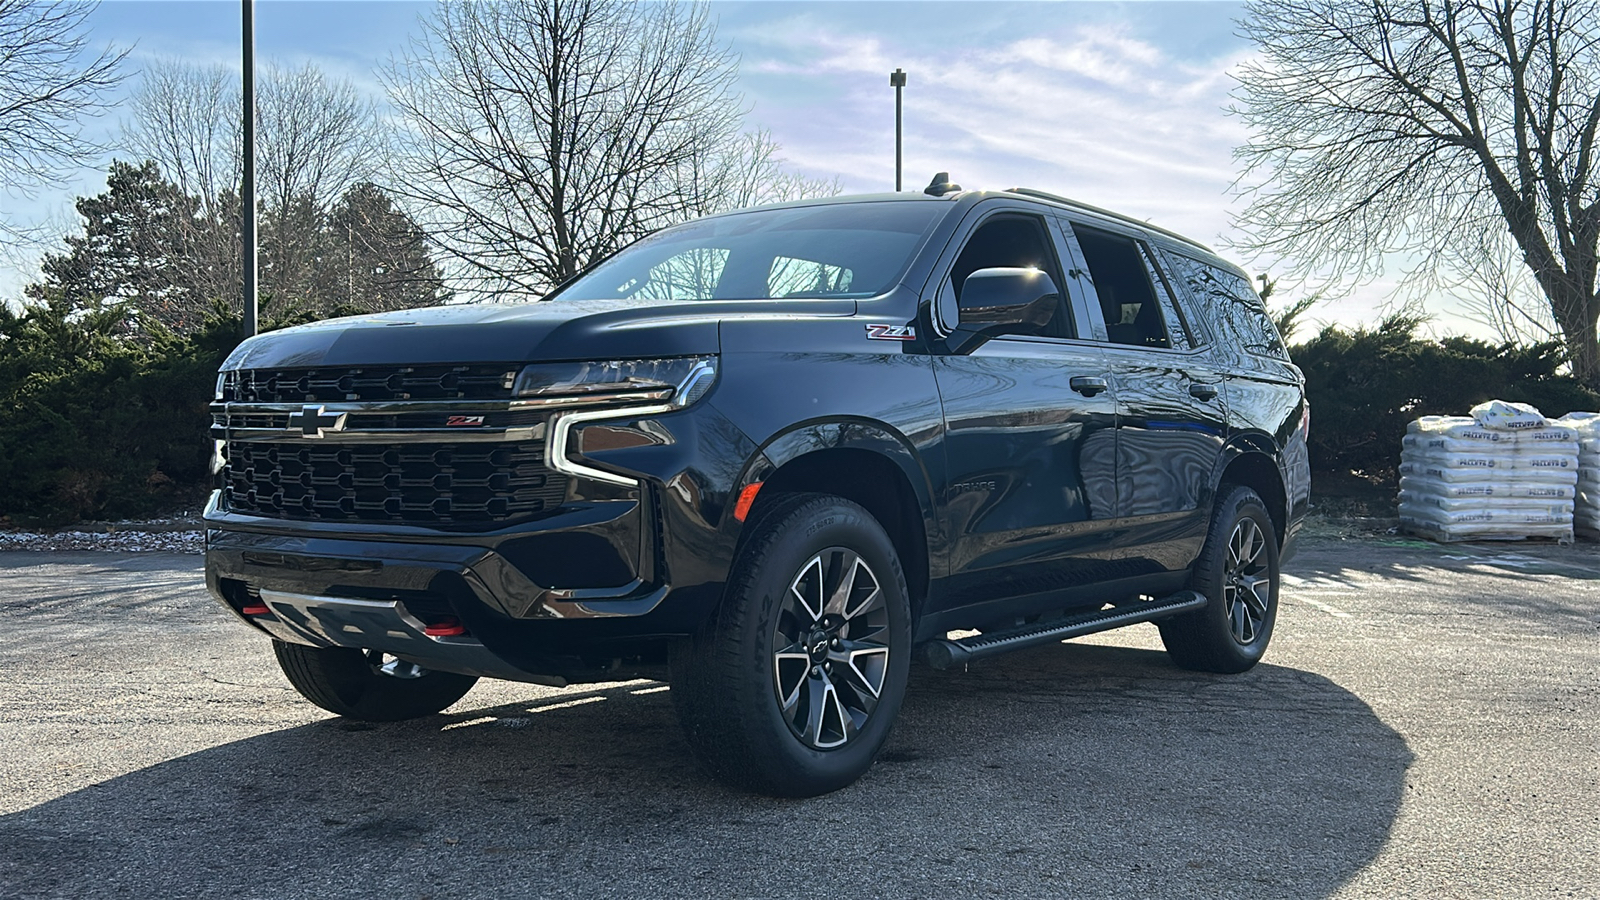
1189 383 1219 401
1070 376 1109 397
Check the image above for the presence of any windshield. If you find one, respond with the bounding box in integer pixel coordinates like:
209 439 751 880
547 201 947 302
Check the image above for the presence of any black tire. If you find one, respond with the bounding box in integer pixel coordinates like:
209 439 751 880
273 641 478 722
1158 485 1280 674
670 492 912 797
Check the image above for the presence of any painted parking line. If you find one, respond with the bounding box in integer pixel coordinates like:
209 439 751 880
1283 573 1360 593
1297 596 1353 618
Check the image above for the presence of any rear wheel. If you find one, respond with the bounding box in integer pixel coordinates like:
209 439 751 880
1159 485 1279 673
670 493 912 797
273 641 478 721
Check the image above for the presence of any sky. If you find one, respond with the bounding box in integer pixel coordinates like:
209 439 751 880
0 0 1485 337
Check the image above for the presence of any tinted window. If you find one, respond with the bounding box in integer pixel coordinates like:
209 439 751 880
1161 251 1288 359
633 248 729 301
948 214 1073 339
1138 243 1192 351
1070 224 1169 349
551 202 945 302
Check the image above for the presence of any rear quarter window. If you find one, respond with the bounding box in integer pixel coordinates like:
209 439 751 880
1159 250 1288 360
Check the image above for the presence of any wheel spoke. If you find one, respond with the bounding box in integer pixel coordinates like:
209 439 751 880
819 679 852 747
1230 599 1253 643
1236 520 1251 566
823 551 869 618
801 673 850 748
790 556 825 622
774 645 811 712
832 643 889 700
1238 573 1270 617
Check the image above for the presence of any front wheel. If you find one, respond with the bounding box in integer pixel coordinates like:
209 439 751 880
1158 485 1280 673
670 493 912 797
273 641 478 721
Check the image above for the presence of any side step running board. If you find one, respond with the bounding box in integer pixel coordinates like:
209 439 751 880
919 590 1209 670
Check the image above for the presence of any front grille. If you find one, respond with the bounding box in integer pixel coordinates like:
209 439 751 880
223 442 566 525
223 365 518 403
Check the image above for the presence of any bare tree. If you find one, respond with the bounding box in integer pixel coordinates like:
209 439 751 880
122 57 390 313
0 0 126 242
255 61 386 302
1232 0 1600 384
120 59 239 307
256 62 385 215
384 0 829 297
681 129 842 217
122 58 238 220
124 58 384 213
1447 227 1561 343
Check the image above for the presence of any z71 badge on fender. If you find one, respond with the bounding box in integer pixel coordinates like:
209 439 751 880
865 323 916 341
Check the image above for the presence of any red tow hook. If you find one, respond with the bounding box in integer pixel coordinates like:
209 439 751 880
240 604 271 616
424 617 468 637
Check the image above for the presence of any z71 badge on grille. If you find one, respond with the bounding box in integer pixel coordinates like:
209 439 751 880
445 415 486 427
865 324 916 341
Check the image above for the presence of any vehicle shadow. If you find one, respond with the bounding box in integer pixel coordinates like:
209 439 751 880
0 642 1410 900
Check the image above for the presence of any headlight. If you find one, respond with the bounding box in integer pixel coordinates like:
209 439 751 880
513 356 717 408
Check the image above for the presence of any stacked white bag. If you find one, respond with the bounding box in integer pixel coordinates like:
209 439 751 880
1398 400 1577 542
1552 411 1600 537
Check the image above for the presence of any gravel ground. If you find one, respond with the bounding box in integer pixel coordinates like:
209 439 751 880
0 515 204 553
0 530 205 553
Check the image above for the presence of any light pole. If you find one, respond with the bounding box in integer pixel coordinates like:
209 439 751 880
241 0 257 338
890 68 906 192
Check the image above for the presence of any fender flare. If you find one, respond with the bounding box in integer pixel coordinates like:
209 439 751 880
730 417 941 546
1211 431 1290 526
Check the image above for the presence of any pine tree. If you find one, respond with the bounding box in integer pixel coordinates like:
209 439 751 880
319 182 448 314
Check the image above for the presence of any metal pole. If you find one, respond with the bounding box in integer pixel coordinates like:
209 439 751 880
241 0 258 338
890 68 906 192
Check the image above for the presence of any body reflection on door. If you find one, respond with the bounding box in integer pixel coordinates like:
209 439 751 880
934 339 1118 613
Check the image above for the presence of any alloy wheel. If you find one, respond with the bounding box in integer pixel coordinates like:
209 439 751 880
1224 517 1272 645
772 548 891 749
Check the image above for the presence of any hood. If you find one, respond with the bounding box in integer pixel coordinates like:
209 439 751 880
221 297 855 370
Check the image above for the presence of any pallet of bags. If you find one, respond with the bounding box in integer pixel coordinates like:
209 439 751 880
1553 411 1600 539
1397 402 1577 543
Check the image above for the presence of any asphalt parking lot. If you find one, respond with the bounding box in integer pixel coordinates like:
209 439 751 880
1 527 1597 899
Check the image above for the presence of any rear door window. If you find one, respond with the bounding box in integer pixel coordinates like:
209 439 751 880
1160 251 1288 359
1068 224 1171 349
1137 243 1194 350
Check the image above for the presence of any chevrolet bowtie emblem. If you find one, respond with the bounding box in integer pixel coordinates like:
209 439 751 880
285 404 348 439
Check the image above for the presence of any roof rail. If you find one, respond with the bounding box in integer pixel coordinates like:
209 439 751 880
1004 187 1215 255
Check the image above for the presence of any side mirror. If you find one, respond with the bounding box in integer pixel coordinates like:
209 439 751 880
956 267 1060 335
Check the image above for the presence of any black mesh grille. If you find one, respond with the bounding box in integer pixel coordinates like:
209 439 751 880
223 365 517 403
223 442 565 524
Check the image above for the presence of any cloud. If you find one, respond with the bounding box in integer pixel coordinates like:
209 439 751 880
731 14 1253 246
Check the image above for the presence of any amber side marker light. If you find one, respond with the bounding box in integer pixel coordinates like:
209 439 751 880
733 482 764 522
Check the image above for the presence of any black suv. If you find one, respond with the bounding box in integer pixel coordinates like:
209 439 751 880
206 180 1310 796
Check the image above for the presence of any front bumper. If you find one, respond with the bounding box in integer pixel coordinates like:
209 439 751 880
205 495 725 684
